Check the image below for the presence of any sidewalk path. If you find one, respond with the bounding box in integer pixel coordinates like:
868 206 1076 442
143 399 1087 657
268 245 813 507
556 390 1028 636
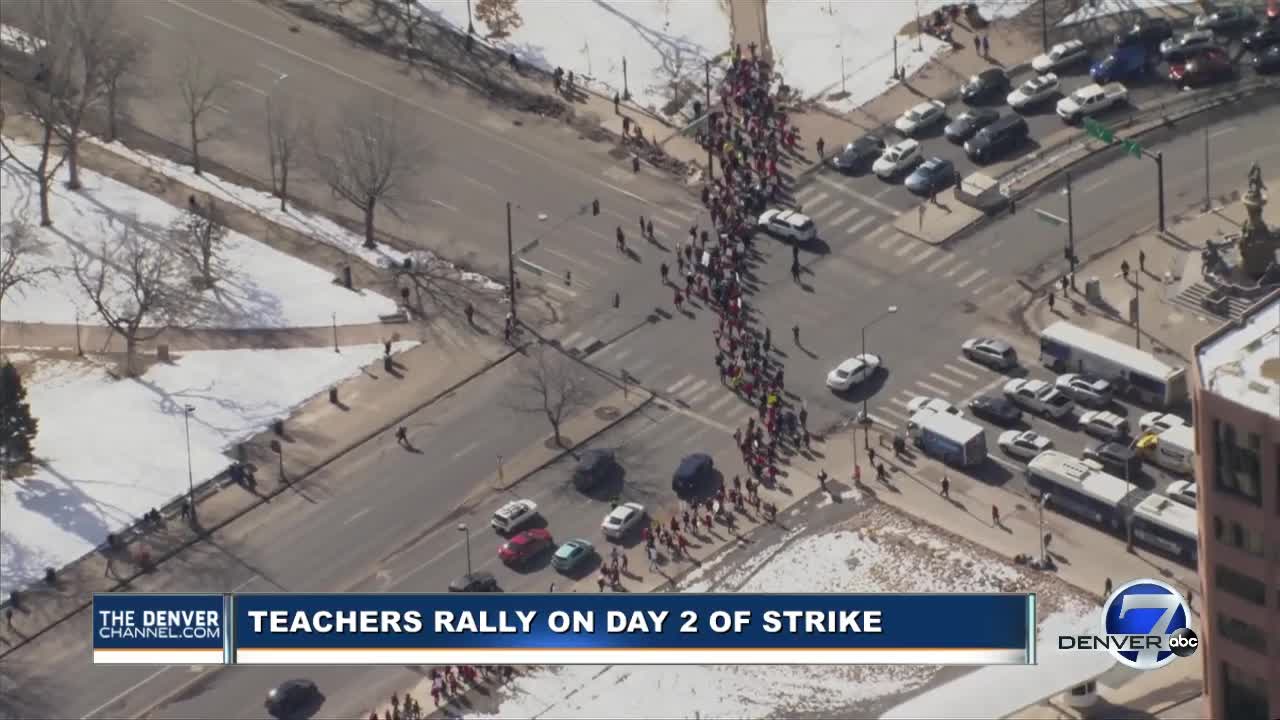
0 321 397 352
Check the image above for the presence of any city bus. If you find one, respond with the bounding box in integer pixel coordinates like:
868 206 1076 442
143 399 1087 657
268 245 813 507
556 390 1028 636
1038 321 1187 408
1025 451 1140 531
1129 494 1199 564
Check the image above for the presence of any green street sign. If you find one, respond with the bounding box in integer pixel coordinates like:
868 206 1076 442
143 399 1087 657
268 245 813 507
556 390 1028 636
1035 208 1067 227
1122 139 1143 158
1083 118 1114 144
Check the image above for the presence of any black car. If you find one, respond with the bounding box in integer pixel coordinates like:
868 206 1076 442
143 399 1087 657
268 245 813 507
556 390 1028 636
1115 17 1173 50
1242 25 1280 50
448 571 501 593
265 679 320 719
944 108 1000 143
1196 6 1257 33
571 448 616 492
960 68 1010 103
964 114 1028 164
1084 443 1142 479
968 395 1023 426
672 453 714 497
831 135 885 173
1256 44 1280 72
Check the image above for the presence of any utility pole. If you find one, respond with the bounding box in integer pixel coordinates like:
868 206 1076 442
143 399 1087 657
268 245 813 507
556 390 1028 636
1156 151 1166 233
892 36 899 80
506 202 517 323
1134 281 1141 349
622 57 630 101
705 59 714 182
1203 126 1211 212
1041 0 1049 52
1066 172 1077 289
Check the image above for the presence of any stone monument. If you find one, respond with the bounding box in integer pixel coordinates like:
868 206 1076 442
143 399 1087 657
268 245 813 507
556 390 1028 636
1196 162 1280 315
1239 161 1277 279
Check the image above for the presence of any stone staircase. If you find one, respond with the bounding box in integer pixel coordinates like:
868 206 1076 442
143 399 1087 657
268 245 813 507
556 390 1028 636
1171 281 1256 320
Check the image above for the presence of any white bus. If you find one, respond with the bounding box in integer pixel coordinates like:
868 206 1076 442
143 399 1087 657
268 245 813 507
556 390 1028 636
1038 321 1187 408
1025 451 1138 531
1130 494 1199 564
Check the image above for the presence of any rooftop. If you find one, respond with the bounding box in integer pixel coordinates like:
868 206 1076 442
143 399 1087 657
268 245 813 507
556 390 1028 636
1195 291 1280 417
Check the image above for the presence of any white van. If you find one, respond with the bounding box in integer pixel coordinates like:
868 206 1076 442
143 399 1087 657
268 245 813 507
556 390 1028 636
1149 424 1195 475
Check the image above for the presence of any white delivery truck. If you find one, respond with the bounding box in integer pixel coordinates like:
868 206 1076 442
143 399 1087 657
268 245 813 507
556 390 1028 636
1148 424 1196 475
910 411 988 467
1056 82 1127 122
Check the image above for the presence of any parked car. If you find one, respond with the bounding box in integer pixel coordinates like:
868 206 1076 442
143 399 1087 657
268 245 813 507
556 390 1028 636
905 157 956 196
572 449 616 492
1091 45 1148 83
831 135 885 172
265 679 321 719
498 528 553 565
907 396 962 417
1004 378 1075 418
758 208 817 243
1170 47 1233 86
826 353 881 391
551 538 596 573
1161 31 1217 62
998 430 1053 460
873 139 922 178
965 114 1029 163
448 571 500 592
968 395 1023 426
602 502 646 540
1079 410 1131 440
1032 39 1090 73
1083 442 1142 478
1007 74 1060 109
1055 373 1114 407
1255 44 1280 73
1195 5 1256 33
961 337 1018 369
1116 18 1174 51
672 453 714 496
490 499 539 535
1242 24 1280 50
1139 412 1187 434
960 68 1010 103
1165 479 1198 508
945 108 1000 143
893 100 947 136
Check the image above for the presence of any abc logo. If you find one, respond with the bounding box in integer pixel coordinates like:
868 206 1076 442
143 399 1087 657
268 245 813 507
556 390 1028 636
1102 578 1195 670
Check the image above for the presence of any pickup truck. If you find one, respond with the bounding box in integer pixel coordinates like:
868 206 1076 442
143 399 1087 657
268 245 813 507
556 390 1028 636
1056 82 1127 123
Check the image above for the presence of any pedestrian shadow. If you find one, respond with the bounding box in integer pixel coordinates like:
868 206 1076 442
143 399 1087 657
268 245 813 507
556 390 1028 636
799 281 815 293
623 247 641 262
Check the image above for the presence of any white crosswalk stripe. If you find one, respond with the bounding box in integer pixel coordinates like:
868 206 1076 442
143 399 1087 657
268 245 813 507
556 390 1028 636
666 374 696 394
943 261 968 278
907 246 936 265
878 232 904 251
846 215 877 236
609 348 633 364
560 330 584 347
688 385 716 405
724 404 755 422
943 362 980 381
890 396 912 408
878 405 912 423
829 206 861 226
955 267 988 288
924 254 954 273
649 213 682 231
794 186 824 203
815 174 900 215
680 378 710 399
893 240 917 257
706 393 736 413
928 371 965 388
913 380 952 396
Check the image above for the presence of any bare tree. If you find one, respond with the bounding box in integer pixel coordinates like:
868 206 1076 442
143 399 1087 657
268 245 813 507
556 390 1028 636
507 346 591 447
0 213 56 304
265 90 310 211
474 0 524 40
176 51 227 175
71 219 185 377
97 20 148 143
56 0 126 189
171 197 227 289
316 103 424 248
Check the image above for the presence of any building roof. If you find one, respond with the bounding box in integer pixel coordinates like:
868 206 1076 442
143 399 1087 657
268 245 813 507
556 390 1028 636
1194 290 1280 417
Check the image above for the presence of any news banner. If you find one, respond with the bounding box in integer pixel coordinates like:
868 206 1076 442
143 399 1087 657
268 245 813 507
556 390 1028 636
92 592 1037 666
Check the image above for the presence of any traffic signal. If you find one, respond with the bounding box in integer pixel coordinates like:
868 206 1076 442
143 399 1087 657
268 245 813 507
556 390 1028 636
592 198 600 216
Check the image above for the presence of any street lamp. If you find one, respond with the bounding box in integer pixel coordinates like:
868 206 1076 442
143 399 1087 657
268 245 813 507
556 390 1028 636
183 405 196 522
457 523 473 577
860 305 899 448
1038 493 1051 565
465 0 474 34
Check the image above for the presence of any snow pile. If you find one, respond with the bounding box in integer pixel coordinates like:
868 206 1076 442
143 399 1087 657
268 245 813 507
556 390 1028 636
89 139 506 293
0 23 43 53
417 0 730 119
1057 0 1185 27
1 139 400 328
0 343 416 595
469 508 1084 719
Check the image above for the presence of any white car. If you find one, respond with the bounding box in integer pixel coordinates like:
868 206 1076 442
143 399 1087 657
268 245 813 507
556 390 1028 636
1165 480 1198 508
601 502 646 540
826 353 881 391
1139 412 1187 434
1007 74 1060 109
1079 410 1130 440
907 396 962 418
1032 40 1088 73
1055 373 1113 407
998 430 1054 460
893 100 947 137
872 139 922 178
759 208 817 243
490 499 539 534
1003 378 1075 419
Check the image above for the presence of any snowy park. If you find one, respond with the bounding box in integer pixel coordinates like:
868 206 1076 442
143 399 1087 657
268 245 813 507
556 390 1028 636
442 506 1114 719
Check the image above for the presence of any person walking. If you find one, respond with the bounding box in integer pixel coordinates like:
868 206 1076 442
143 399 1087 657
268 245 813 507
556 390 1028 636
941 475 950 498
792 323 800 345
646 219 655 240
1047 293 1055 312
395 426 409 447
1139 249 1146 273
616 226 626 252
991 504 1001 527
660 262 670 285
816 136 825 159
1121 259 1131 282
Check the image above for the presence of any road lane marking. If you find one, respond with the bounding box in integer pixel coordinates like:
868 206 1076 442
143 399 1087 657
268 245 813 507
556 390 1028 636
929 372 964 388
679 379 709 398
924 254 953 273
461 175 497 193
907 246 936 265
805 196 838 218
877 232 902 251
829 206 861 226
665 374 695 393
429 198 459 212
81 667 174 719
450 441 482 461
955 268 988 288
559 330 584 347
231 79 266 96
143 15 175 30
540 245 602 273
793 185 822 203
608 347 633 363
344 507 372 525
816 174 899 214
210 104 231 115
846 215 876 236
873 185 896 199
877 406 910 423
799 190 830 211
257 61 287 77
891 396 911 408
893 241 916 257
487 158 517 173
943 261 968 278
706 393 735 413
1081 177 1111 193
913 380 951 396
649 213 681 231
943 362 979 381
1208 125 1237 139
543 282 578 298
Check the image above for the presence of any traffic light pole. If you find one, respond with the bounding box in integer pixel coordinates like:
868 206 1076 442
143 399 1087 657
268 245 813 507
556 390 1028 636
506 201 516 323
1156 151 1166 233
1066 172 1077 289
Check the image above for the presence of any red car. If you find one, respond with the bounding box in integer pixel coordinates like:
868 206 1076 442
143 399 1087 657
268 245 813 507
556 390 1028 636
498 528 553 565
1169 48 1232 86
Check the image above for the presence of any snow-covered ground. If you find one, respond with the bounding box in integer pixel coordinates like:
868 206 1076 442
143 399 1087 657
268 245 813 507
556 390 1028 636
0 343 415 595
418 0 730 120
1 139 399 328
1057 0 1186 27
455 507 1109 719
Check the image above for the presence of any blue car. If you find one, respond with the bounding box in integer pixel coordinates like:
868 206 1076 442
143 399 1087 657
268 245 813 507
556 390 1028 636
905 157 956 196
1092 46 1147 83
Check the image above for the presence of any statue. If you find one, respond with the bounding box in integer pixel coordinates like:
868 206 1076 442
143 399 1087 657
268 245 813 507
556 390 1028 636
1239 160 1276 280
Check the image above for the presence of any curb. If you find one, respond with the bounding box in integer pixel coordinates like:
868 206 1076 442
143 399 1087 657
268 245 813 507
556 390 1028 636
0 346 523 660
